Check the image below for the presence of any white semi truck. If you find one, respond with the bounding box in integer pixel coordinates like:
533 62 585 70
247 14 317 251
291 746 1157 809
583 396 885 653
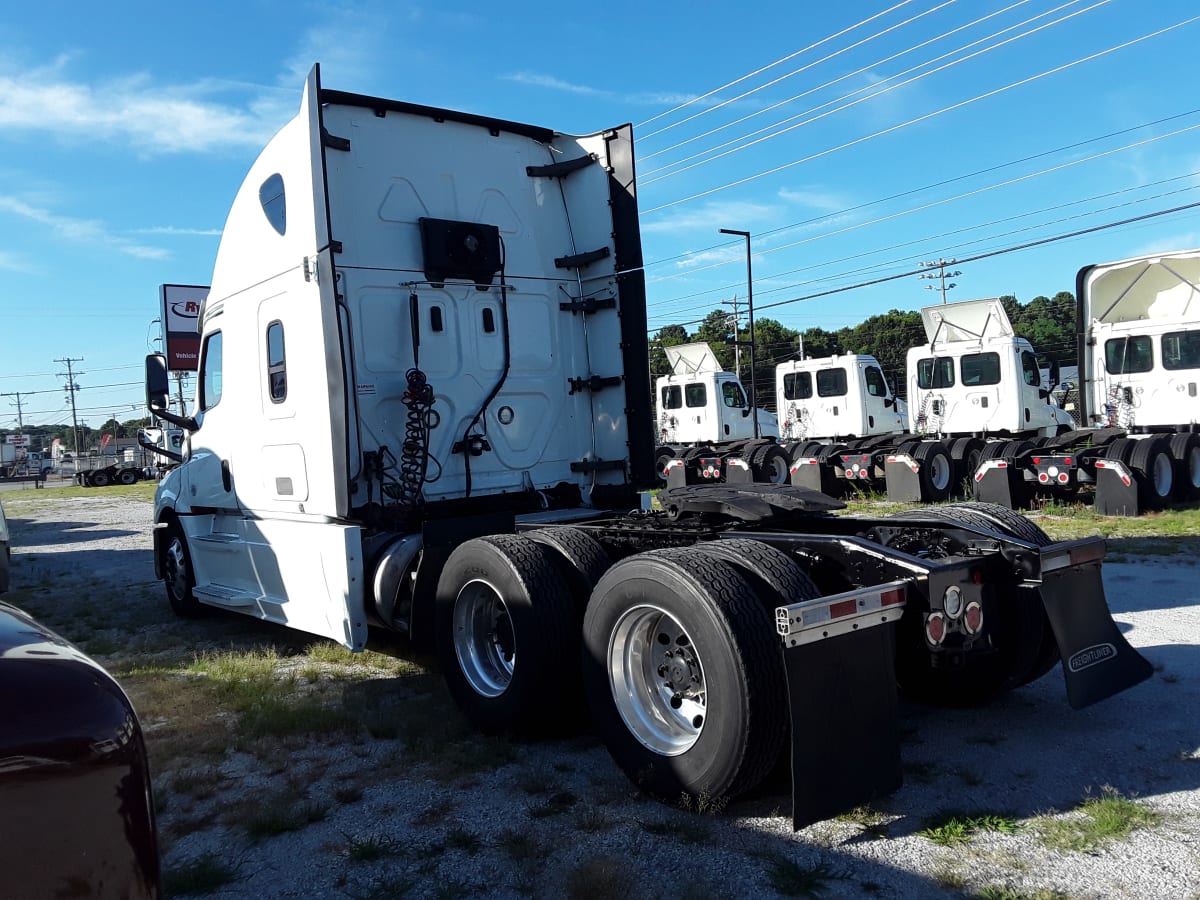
654 342 788 485
975 250 1200 514
143 65 1151 828
784 299 1073 503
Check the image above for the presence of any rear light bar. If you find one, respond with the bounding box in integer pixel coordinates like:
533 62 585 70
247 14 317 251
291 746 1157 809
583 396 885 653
777 581 908 647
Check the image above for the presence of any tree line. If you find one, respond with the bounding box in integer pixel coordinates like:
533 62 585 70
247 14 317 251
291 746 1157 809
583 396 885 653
0 417 153 453
651 291 1077 408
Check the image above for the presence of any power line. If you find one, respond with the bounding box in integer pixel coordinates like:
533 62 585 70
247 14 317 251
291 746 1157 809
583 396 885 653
641 12 1200 213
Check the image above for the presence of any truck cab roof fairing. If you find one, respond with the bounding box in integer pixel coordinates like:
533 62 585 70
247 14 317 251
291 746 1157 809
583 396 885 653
1078 248 1200 326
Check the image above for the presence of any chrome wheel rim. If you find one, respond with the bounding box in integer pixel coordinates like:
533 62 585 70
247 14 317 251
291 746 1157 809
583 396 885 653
608 604 705 756
453 580 515 698
165 535 189 600
768 453 789 483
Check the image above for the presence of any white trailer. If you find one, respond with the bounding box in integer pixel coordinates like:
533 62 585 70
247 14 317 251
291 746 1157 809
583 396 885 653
976 249 1200 514
654 342 788 485
144 65 1150 828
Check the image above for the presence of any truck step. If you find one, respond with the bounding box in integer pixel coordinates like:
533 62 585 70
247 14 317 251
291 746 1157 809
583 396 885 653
193 584 261 608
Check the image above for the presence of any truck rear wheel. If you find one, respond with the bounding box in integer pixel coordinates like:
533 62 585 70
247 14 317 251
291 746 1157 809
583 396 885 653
1130 437 1173 509
526 527 610 607
582 549 787 804
1169 432 1200 500
914 440 953 502
118 469 138 485
653 446 676 485
162 521 207 618
90 471 110 487
435 535 576 735
691 538 819 608
749 443 790 484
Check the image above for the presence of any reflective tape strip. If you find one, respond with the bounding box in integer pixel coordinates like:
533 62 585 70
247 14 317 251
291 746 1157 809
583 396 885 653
1094 459 1133 486
726 458 750 470
886 453 919 474
776 581 909 646
1041 537 1107 573
789 458 820 474
974 458 1009 481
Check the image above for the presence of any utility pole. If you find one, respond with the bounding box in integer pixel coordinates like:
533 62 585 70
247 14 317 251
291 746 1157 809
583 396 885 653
175 372 186 418
918 259 961 304
55 357 84 454
721 294 742 379
1 391 27 432
719 228 758 438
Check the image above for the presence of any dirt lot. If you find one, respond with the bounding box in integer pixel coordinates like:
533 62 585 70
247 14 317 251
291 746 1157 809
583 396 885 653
4 489 1199 899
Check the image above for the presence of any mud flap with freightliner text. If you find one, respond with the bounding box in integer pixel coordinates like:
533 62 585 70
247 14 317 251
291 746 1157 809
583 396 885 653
776 581 908 830
1035 537 1153 708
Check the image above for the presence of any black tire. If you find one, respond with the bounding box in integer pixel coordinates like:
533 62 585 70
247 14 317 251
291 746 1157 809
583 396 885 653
978 440 1008 462
435 535 576 735
1129 437 1174 509
960 501 1051 546
1169 432 1200 500
691 539 820 608
90 471 110 487
749 443 791 484
118 469 138 485
914 440 953 502
162 520 207 618
948 437 983 494
790 440 824 461
582 549 787 803
526 527 611 606
653 446 676 485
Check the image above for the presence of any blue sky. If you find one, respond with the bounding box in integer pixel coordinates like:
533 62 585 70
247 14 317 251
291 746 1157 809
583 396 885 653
2 0 1199 429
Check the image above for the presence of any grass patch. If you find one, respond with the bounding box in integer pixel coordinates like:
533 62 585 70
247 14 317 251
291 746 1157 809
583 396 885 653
244 795 329 841
974 888 1071 900
565 855 631 900
833 805 889 837
495 827 541 862
920 810 1019 846
444 827 482 853
162 851 241 896
344 833 400 862
638 816 712 845
761 853 840 897
1036 786 1160 852
527 790 578 819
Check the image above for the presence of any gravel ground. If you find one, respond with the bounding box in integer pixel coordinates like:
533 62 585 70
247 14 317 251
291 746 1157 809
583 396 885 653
4 492 1199 900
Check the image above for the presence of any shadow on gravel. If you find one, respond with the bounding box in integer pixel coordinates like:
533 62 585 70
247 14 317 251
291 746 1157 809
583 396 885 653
7 517 141 547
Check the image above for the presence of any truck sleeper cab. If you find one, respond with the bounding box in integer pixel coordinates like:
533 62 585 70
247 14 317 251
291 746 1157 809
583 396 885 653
147 65 1152 829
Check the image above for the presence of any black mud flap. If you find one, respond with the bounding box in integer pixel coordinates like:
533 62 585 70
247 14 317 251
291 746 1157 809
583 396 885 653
779 584 907 829
1038 558 1153 709
1093 460 1141 516
973 459 1027 508
884 453 922 502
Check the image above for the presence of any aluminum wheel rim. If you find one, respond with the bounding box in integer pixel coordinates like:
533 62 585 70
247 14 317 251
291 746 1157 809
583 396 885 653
453 579 515 698
767 453 789 483
929 453 951 491
1187 446 1200 489
1152 452 1173 497
165 536 189 599
608 604 705 756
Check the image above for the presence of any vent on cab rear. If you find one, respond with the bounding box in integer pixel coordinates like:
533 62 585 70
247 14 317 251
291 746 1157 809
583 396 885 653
418 218 502 290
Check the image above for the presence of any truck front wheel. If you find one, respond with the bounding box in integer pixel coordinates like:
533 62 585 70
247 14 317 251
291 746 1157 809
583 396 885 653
582 550 787 804
162 521 207 618
435 535 576 735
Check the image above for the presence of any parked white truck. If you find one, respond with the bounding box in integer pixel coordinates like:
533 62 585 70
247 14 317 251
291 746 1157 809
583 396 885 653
0 437 52 480
143 65 1151 828
654 342 788 485
974 250 1200 514
784 299 1072 502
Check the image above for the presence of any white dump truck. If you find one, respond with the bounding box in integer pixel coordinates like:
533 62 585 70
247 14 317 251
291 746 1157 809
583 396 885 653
143 64 1151 828
654 342 787 485
974 250 1200 514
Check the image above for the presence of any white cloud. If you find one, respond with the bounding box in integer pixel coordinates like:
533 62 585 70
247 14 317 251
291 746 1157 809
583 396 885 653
0 250 34 273
640 198 777 236
133 226 223 237
0 196 169 260
0 61 291 155
501 72 611 97
777 186 850 214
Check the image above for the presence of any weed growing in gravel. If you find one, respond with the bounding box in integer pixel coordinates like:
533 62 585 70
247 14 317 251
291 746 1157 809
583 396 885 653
931 863 968 890
334 784 365 804
527 790 578 819
343 833 400 862
760 853 841 897
244 795 330 841
833 805 889 837
566 855 632 900
638 816 712 845
444 827 482 853
920 810 1019 845
343 873 416 900
162 852 242 896
170 765 227 801
677 789 727 815
974 887 1071 900
573 806 615 833
496 827 541 861
1035 786 1159 851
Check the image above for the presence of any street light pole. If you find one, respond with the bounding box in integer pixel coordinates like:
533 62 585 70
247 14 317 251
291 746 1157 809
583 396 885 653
719 228 758 438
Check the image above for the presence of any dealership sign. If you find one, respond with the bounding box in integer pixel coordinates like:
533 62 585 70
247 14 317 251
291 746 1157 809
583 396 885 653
160 284 208 372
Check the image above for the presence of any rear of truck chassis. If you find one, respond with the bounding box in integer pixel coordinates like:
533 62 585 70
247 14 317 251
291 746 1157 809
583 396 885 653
436 484 1152 829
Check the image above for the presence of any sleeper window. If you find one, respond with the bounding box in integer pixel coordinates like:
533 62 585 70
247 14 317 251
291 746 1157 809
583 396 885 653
266 321 287 403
